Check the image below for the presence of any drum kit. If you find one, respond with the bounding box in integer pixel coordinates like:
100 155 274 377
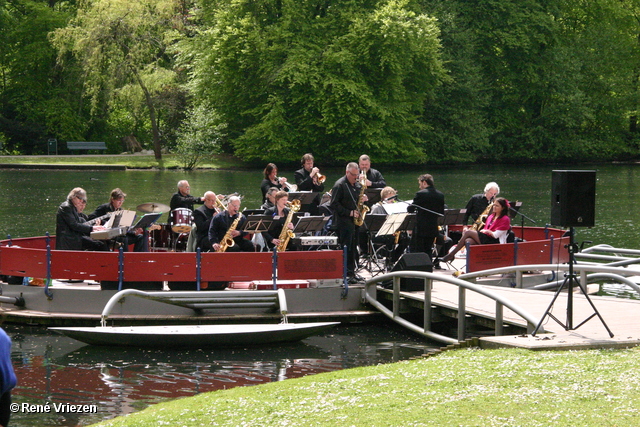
136 202 192 251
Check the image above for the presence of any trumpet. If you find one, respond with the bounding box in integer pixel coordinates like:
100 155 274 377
276 177 298 192
316 172 326 184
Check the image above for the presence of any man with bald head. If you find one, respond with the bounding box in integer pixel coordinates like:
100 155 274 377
193 191 220 251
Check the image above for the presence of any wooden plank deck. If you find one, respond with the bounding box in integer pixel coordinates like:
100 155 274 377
402 282 640 350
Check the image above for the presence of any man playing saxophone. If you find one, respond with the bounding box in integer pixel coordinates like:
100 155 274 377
208 195 255 252
330 162 368 284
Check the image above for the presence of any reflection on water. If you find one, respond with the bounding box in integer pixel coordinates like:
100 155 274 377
7 324 437 427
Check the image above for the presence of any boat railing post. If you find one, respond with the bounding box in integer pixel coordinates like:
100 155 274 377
465 241 471 274
392 275 400 319
544 225 550 239
44 232 53 299
458 286 466 341
6 235 11 246
118 246 124 291
196 248 201 291
341 245 348 298
424 276 432 334
272 246 278 290
513 239 519 266
495 302 504 335
549 235 555 263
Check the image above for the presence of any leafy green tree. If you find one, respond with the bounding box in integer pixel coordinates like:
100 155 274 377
175 103 225 170
188 0 447 163
51 0 187 160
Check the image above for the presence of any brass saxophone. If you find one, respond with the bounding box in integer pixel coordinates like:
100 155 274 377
472 202 494 231
354 171 369 226
216 214 241 253
276 199 301 252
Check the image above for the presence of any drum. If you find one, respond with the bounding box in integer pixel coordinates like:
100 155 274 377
149 223 171 250
171 208 193 233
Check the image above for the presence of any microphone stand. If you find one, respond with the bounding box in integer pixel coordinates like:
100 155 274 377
508 207 536 241
396 198 444 218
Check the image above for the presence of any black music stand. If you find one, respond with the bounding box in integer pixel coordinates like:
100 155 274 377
243 215 274 234
293 216 328 234
242 209 266 216
287 192 319 206
438 209 466 228
365 188 382 205
359 214 389 275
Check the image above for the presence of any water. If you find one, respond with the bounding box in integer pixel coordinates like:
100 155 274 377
7 323 435 427
3 163 640 425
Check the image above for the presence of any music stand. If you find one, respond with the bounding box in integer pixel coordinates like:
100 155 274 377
360 214 390 275
365 188 382 205
287 192 319 206
242 209 265 216
242 215 275 234
293 216 328 234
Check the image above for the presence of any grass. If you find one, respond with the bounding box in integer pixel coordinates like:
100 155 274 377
0 153 250 170
92 347 640 426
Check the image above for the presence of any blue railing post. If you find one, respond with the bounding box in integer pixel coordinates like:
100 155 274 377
196 248 201 291
341 245 348 298
117 246 124 291
6 235 12 246
465 241 471 274
272 246 278 290
44 232 53 299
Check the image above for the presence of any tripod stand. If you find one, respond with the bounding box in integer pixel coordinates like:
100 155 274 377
532 228 613 337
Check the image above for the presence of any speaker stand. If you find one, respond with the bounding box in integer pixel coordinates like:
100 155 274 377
532 228 613 337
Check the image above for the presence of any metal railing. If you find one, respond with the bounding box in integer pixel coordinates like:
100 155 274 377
363 271 543 345
100 288 289 326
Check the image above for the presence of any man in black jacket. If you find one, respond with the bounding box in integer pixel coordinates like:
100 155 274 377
294 153 325 215
56 187 108 251
193 191 219 251
407 174 445 256
330 162 367 282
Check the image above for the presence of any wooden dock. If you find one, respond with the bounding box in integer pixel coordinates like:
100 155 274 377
397 282 640 350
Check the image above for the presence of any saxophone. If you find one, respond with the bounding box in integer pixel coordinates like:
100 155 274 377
276 199 301 252
216 214 241 253
471 202 494 231
354 171 369 226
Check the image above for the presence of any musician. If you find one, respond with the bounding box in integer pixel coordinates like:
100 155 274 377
209 196 254 252
55 187 109 251
262 191 295 250
88 188 145 252
358 154 386 189
371 186 397 214
442 198 511 262
170 180 204 212
407 174 445 256
261 163 289 202
463 182 500 226
294 153 325 215
261 187 278 210
193 191 220 251
331 162 367 283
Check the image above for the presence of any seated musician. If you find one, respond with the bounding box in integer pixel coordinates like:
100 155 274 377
463 182 500 228
55 187 108 251
169 180 204 229
88 188 146 252
209 196 255 252
441 197 511 262
193 191 220 252
294 153 325 215
260 163 289 202
371 186 397 214
261 187 278 210
261 191 295 250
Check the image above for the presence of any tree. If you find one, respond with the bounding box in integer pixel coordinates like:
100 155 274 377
188 0 447 163
51 0 186 160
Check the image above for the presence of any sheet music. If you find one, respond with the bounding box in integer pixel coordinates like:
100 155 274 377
383 201 410 214
104 209 136 229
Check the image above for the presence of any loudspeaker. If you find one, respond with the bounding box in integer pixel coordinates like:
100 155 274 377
390 252 433 291
550 170 596 228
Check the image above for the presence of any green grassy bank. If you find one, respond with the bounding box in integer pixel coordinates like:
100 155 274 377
92 347 640 426
0 153 248 170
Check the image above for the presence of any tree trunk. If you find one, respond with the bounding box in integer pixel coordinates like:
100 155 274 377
134 71 162 160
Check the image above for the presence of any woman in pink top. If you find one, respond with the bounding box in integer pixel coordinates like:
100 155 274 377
441 198 511 262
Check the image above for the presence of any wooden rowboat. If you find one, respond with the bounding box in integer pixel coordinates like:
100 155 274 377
49 322 339 347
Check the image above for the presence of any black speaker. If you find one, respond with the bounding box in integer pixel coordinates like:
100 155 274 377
550 170 596 228
390 252 433 291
